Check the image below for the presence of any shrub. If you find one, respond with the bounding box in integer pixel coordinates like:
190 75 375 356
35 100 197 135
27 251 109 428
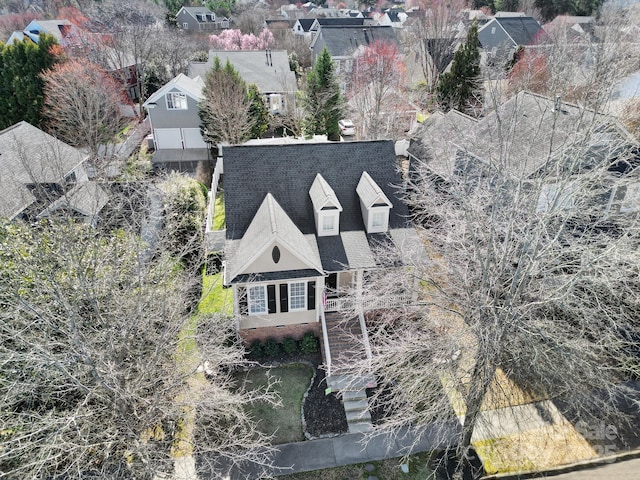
263 338 281 357
281 337 298 356
247 340 263 359
300 332 319 354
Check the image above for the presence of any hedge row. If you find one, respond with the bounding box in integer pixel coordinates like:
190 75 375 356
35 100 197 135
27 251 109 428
247 332 319 359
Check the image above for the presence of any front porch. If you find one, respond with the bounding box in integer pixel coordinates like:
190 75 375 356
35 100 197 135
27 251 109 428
319 293 412 434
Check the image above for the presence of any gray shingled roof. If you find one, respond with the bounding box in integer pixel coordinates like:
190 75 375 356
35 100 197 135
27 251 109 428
0 121 87 219
223 140 409 240
189 50 297 94
38 181 109 218
312 17 365 28
318 25 398 57
410 91 633 180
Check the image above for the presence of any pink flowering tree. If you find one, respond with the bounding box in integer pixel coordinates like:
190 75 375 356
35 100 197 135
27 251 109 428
209 29 275 50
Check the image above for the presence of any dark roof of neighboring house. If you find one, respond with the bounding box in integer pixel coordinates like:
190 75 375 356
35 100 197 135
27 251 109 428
313 17 365 27
222 140 410 240
317 25 399 57
297 18 315 31
493 16 545 46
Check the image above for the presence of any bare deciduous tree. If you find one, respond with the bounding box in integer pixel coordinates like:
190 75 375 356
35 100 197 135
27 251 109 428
41 59 128 160
347 40 408 140
404 0 469 92
0 168 277 478
344 87 640 477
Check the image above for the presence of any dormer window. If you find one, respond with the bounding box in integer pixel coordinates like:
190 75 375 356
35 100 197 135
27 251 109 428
356 171 392 233
166 92 187 110
309 174 343 237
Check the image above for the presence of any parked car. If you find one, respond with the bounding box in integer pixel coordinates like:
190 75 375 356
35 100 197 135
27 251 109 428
339 119 355 136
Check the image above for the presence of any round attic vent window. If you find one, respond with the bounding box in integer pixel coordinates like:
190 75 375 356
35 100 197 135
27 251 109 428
272 246 281 263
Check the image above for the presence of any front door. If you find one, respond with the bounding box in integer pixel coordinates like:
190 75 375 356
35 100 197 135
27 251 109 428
326 273 338 297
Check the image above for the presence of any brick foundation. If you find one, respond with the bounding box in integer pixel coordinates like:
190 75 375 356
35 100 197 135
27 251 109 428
239 322 322 345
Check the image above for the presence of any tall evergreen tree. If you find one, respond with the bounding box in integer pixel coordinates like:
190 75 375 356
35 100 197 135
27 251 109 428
304 48 343 141
436 22 481 116
199 57 268 145
0 34 60 129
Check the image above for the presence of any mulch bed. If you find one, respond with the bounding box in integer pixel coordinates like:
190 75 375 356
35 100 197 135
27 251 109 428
248 351 348 438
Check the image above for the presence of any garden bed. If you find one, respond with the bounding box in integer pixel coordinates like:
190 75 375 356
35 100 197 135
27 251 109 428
247 349 348 440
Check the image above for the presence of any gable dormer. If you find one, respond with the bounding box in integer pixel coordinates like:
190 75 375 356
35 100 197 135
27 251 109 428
356 171 392 233
309 173 343 236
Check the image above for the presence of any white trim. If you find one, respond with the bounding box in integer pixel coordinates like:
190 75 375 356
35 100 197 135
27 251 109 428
288 281 306 311
248 284 267 315
166 92 188 110
621 183 640 212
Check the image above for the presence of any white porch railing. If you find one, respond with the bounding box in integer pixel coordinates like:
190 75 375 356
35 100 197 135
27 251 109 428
319 306 332 378
324 294 413 313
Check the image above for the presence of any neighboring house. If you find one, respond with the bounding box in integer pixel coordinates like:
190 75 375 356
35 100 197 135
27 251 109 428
0 121 91 221
373 9 408 28
189 50 298 115
407 91 640 215
7 19 81 46
543 15 596 43
143 74 210 171
176 6 229 32
215 140 420 379
478 13 547 61
38 181 110 227
292 18 316 38
264 18 296 42
310 25 399 72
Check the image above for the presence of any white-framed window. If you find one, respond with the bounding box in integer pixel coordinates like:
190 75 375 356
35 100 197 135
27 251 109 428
621 183 640 212
270 94 283 112
182 22 189 29
491 26 496 34
322 214 336 232
536 182 574 213
372 211 385 228
289 281 306 311
166 92 187 110
248 285 267 315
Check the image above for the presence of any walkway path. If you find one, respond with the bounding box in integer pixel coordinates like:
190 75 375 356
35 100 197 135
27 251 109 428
199 422 459 479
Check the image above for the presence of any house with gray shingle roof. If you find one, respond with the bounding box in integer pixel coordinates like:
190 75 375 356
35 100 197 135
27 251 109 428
176 6 229 32
216 140 421 375
408 91 640 215
189 50 297 115
143 74 210 170
310 25 399 74
0 121 90 221
478 13 547 61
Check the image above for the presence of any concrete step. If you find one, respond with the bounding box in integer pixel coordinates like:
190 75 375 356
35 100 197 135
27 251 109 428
348 420 374 434
342 390 367 402
343 398 369 412
327 374 376 391
346 409 371 423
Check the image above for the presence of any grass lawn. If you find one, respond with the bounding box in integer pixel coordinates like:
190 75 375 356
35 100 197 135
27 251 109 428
280 452 435 479
237 364 313 445
198 271 233 316
213 191 225 230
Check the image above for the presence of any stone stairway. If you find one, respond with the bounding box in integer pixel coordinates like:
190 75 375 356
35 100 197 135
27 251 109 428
323 312 376 434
